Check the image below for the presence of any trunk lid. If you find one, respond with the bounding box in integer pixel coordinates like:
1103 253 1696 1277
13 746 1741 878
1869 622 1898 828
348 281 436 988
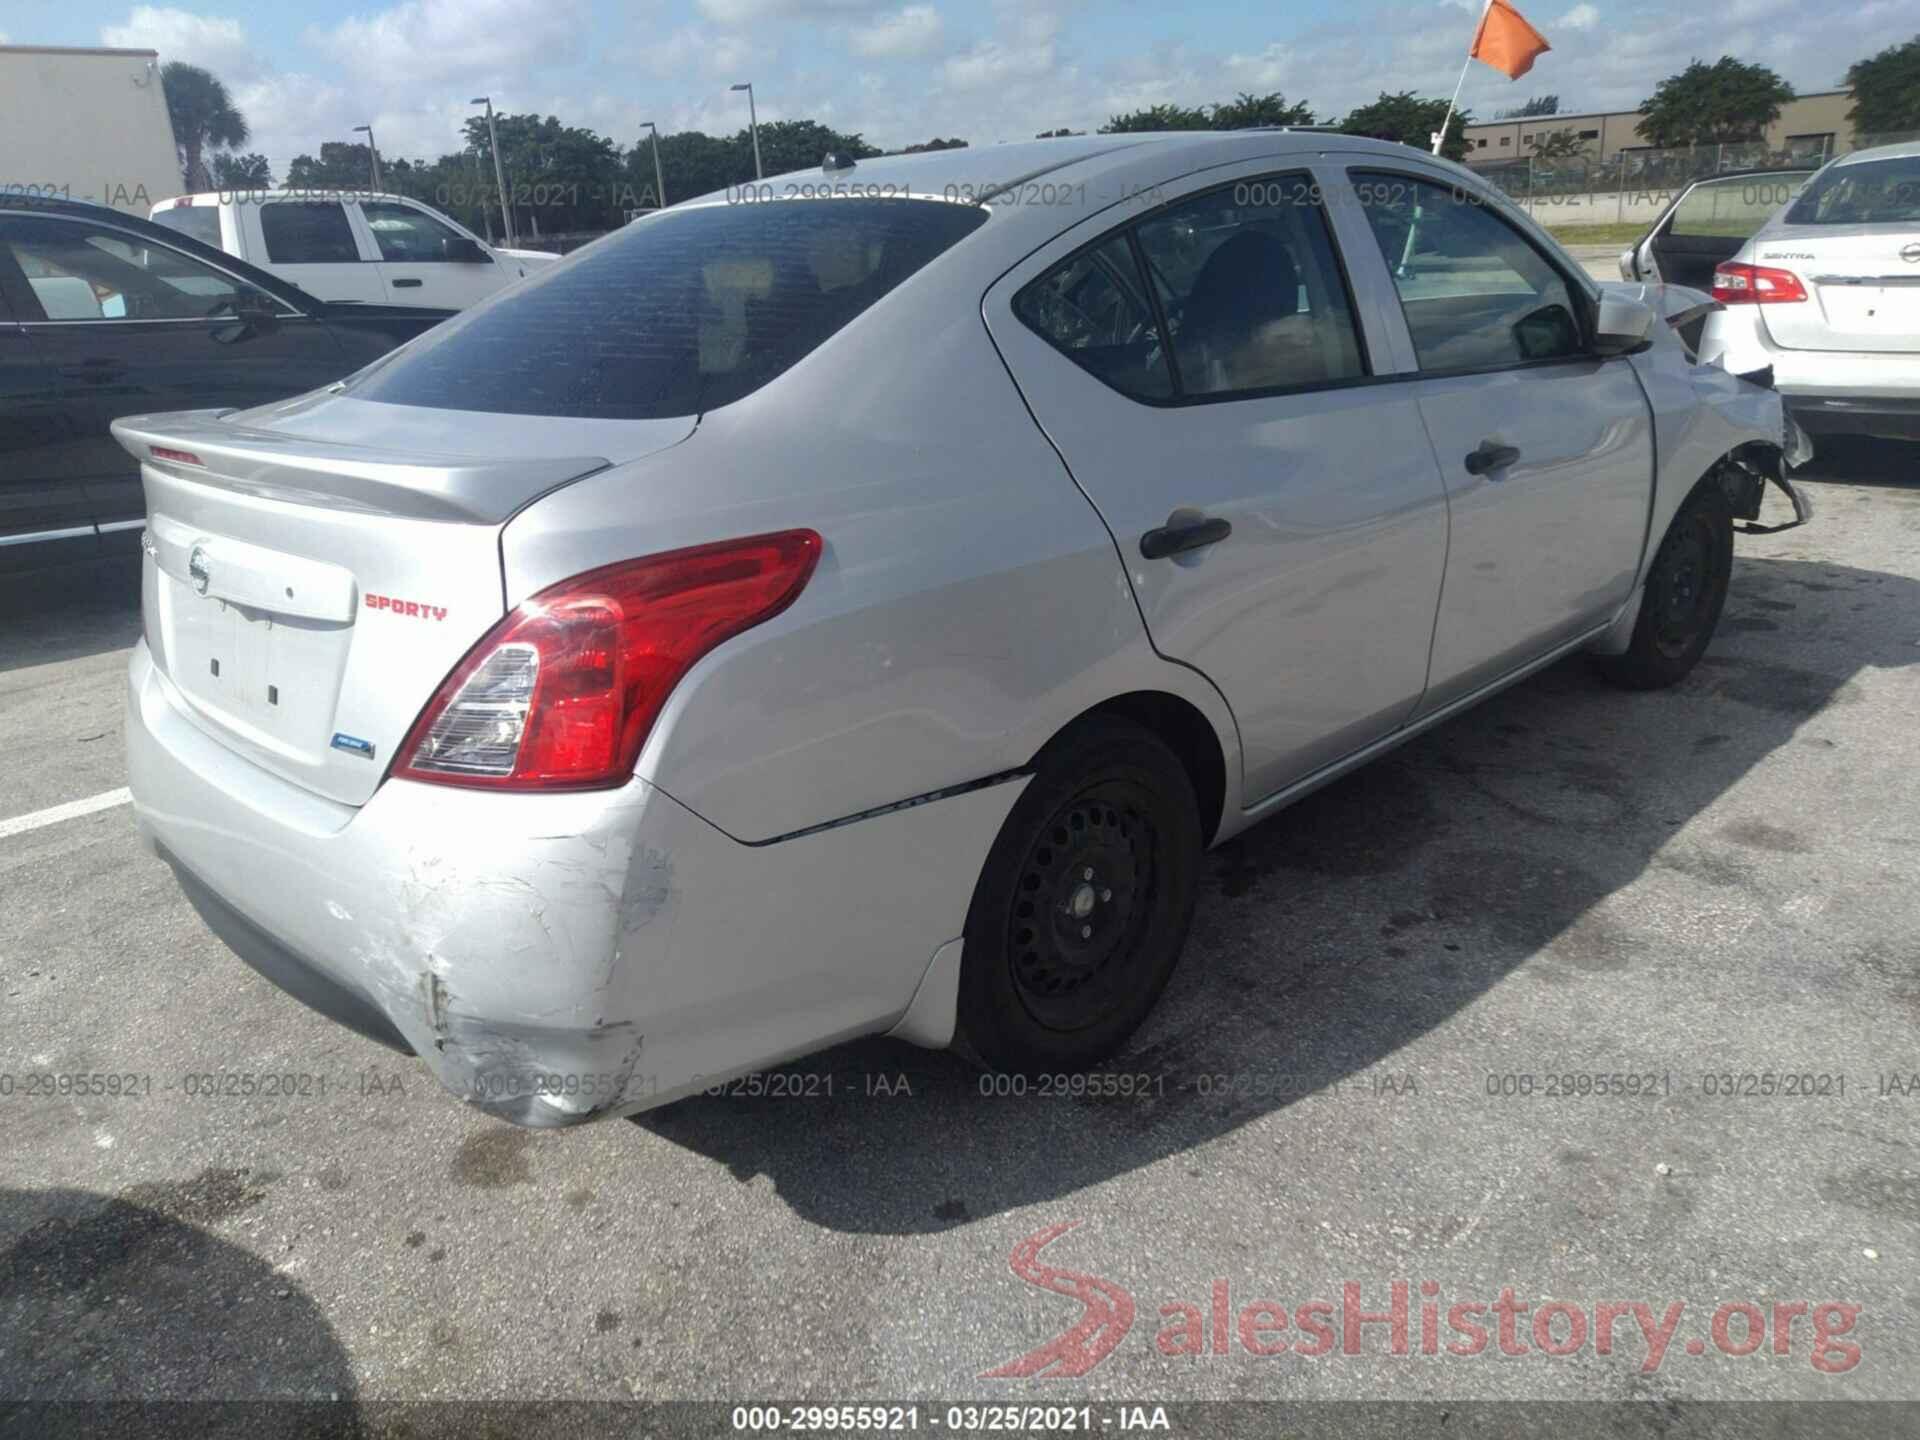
114 397 694 806
1752 224 1920 353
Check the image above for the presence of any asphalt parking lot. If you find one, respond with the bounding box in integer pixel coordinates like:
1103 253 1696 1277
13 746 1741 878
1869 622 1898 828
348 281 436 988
2 437 1918 1430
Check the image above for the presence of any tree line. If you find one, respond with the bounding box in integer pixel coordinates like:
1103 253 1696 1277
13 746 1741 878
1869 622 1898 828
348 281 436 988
158 34 1920 233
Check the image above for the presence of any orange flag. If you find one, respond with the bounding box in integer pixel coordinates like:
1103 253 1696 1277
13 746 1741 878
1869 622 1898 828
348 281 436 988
1470 0 1550 80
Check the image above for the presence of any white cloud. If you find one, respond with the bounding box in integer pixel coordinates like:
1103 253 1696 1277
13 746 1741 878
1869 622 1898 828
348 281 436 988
305 0 590 95
697 0 889 23
850 4 943 60
634 25 771 81
100 6 265 84
1559 3 1601 30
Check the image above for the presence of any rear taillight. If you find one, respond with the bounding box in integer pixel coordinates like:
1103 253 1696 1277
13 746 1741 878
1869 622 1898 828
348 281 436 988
393 529 821 791
1711 263 1807 305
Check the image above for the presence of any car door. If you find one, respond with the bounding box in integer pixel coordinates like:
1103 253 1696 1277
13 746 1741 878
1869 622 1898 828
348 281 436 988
2 213 356 549
986 167 1451 803
247 199 387 304
354 199 503 309
0 231 100 571
1339 166 1655 714
1637 172 1811 288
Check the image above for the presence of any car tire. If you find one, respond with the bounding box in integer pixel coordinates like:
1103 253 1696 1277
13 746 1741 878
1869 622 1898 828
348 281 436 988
957 717 1201 1074
1592 477 1734 691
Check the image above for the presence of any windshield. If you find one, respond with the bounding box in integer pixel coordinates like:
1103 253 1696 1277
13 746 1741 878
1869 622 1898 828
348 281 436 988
349 198 988 419
1783 156 1920 226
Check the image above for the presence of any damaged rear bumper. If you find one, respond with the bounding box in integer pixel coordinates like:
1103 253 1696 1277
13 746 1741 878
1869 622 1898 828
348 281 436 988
127 640 1021 1127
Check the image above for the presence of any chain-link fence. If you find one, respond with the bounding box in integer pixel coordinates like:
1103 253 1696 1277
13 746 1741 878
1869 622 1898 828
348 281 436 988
1470 130 1920 225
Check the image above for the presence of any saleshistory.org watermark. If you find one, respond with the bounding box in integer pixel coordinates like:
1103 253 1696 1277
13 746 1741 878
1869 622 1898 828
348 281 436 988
982 1223 1863 1379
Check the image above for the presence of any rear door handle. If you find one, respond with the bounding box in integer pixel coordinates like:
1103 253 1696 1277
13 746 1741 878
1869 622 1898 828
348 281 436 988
1140 511 1232 560
1464 441 1521 476
390 278 424 289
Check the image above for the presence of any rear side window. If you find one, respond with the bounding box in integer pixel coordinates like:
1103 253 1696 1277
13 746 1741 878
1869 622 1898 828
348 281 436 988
260 202 361 264
150 205 222 248
1014 235 1172 400
1014 172 1367 404
1667 174 1808 238
1135 177 1366 397
351 199 987 418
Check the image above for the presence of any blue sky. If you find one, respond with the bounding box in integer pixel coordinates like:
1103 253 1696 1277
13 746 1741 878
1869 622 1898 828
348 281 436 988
0 0 1903 175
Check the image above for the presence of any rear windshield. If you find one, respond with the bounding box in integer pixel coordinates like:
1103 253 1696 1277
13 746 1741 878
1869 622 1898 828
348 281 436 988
1784 156 1920 226
149 205 222 247
349 198 989 419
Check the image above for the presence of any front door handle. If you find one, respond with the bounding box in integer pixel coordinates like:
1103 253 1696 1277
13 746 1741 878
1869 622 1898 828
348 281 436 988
1464 441 1521 476
390 278 424 289
1140 510 1232 560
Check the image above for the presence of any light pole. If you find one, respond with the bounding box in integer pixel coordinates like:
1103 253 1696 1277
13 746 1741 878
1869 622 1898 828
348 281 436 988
351 125 382 192
470 96 516 247
730 82 762 180
639 121 666 210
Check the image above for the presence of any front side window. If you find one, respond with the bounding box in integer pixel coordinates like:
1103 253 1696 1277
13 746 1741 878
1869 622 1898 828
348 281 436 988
260 202 361 264
350 198 989 419
6 219 270 321
1784 156 1920 226
361 201 468 262
1353 171 1584 372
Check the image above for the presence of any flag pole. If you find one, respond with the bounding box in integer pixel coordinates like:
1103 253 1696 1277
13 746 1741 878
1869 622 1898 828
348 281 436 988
1432 52 1473 156
1432 0 1491 156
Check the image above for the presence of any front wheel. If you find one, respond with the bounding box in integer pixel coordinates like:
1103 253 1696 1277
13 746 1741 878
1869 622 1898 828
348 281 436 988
957 718 1201 1074
1592 478 1734 691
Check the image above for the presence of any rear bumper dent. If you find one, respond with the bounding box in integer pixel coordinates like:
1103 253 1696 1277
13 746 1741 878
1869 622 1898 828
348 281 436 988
127 640 1023 1125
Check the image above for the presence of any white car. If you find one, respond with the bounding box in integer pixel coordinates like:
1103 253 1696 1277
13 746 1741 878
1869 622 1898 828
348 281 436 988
148 190 559 311
1696 141 1920 441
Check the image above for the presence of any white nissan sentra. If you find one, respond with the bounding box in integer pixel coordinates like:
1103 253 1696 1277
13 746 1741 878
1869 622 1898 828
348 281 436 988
1695 140 1920 442
116 132 1812 1126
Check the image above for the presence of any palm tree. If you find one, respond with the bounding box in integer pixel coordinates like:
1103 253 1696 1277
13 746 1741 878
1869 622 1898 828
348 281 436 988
161 62 250 192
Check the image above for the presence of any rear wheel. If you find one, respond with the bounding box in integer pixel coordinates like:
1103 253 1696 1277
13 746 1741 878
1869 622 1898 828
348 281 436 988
958 718 1200 1074
1592 478 1734 690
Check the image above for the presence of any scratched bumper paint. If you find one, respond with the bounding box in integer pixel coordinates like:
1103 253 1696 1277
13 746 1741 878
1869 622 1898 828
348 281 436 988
126 639 1024 1126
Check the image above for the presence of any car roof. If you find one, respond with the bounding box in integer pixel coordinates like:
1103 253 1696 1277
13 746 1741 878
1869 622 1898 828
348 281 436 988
0 192 323 316
676 129 1470 248
154 190 425 206
698 129 1425 197
1828 139 1920 167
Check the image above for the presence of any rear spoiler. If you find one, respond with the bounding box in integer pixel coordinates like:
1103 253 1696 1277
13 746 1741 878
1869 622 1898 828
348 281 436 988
111 410 608 524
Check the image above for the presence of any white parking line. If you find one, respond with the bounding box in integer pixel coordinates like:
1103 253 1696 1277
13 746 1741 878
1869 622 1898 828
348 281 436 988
0 788 132 841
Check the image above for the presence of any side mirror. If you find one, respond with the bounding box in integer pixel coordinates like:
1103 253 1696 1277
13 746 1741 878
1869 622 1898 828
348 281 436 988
1591 292 1656 357
443 236 492 263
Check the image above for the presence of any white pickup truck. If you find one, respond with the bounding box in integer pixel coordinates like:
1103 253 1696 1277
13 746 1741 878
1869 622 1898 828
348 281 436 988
148 190 559 310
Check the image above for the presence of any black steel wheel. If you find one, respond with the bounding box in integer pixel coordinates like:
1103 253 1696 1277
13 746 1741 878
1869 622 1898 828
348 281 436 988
959 718 1200 1073
1592 478 1734 690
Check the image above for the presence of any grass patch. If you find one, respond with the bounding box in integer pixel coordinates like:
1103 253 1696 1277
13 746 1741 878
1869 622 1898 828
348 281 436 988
1543 222 1645 246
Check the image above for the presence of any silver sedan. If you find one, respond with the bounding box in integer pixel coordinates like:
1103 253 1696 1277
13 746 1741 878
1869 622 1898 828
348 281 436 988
117 131 1810 1126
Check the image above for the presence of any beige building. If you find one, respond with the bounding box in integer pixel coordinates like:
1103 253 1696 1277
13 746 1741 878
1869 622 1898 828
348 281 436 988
0 44 183 212
1462 89 1857 166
